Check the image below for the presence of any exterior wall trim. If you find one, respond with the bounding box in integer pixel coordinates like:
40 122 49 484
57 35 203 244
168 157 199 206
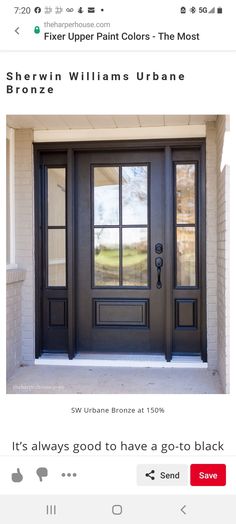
34 137 206 152
34 125 206 143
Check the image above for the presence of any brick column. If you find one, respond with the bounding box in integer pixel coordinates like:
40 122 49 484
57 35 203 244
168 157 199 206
6 269 26 377
216 116 230 393
206 123 218 370
15 129 35 365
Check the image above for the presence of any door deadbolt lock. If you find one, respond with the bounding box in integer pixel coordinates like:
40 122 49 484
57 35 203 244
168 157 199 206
155 243 163 254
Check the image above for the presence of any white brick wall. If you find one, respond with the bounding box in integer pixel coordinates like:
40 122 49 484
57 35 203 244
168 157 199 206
6 269 26 378
15 129 35 365
206 123 218 369
216 116 230 393
205 118 230 391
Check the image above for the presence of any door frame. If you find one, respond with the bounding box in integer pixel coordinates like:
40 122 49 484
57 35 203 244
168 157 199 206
34 138 206 361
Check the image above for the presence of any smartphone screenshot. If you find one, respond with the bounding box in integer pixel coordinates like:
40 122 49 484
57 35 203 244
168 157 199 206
1 0 236 522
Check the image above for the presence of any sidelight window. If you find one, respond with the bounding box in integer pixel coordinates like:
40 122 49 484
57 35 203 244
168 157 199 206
175 163 197 287
47 167 67 287
93 165 148 287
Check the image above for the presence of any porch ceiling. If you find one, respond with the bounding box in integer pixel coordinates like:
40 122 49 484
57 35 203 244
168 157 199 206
6 114 217 130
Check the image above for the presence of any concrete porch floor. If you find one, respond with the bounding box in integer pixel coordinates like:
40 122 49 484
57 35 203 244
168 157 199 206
7 365 223 394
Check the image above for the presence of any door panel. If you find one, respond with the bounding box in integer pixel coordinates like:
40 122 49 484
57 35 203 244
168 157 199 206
76 150 165 353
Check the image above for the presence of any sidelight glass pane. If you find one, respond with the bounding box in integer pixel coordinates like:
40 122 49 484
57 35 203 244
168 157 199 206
94 228 119 286
176 227 196 286
48 229 66 286
48 168 66 226
94 167 119 225
122 166 148 225
122 228 148 286
176 164 196 224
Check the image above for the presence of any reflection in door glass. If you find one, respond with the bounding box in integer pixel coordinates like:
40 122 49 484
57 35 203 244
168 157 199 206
48 168 66 226
122 166 148 225
94 228 119 286
122 228 148 286
177 227 196 286
48 229 66 286
94 167 119 225
176 164 195 224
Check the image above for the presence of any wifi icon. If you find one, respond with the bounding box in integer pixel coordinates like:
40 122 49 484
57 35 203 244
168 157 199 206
208 7 215 13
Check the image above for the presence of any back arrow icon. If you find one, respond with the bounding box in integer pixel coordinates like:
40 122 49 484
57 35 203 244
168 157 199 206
15 27 20 35
181 505 187 515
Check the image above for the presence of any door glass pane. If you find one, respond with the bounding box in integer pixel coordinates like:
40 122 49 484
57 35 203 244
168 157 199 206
122 228 148 286
122 166 148 225
94 167 119 225
48 229 66 286
48 168 66 226
94 228 119 286
176 164 195 224
176 227 196 286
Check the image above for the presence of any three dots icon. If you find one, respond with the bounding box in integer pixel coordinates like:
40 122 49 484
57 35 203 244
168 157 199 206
61 472 77 478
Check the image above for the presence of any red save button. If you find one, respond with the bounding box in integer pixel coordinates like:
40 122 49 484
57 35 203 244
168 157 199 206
190 464 226 486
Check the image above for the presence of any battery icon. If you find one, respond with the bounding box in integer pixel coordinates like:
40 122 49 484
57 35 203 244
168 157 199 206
217 7 223 13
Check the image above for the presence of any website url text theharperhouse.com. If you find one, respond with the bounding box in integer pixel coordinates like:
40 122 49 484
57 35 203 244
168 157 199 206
44 21 111 29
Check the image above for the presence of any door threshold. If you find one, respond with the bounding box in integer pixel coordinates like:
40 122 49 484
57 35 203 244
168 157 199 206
35 354 207 369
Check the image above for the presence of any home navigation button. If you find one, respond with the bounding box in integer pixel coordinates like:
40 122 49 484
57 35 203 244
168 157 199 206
112 505 123 516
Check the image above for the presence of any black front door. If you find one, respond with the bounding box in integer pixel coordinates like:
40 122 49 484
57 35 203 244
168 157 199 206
35 140 206 361
76 150 165 354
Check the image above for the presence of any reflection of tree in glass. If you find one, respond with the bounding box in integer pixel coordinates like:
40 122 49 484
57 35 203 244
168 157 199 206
94 167 119 225
177 227 195 286
122 166 147 225
94 228 119 285
176 164 195 224
123 228 147 286
94 227 104 255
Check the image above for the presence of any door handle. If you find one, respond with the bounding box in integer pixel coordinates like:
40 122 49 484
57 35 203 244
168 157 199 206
155 256 163 289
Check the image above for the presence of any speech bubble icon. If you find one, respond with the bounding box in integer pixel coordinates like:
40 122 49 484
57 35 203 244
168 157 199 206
36 467 48 482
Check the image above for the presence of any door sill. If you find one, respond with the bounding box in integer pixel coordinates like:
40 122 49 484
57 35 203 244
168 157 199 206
35 354 207 369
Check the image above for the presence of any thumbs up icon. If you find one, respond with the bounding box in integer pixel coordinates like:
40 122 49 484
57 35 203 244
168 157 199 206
11 468 23 483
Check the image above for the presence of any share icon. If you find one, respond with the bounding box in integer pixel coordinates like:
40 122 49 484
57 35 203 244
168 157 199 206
145 469 155 480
